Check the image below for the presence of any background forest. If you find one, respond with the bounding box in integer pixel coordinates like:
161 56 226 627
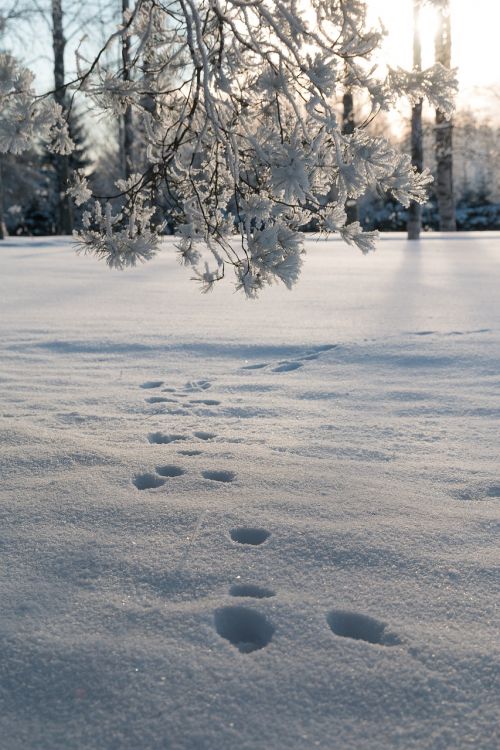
0 0 499 239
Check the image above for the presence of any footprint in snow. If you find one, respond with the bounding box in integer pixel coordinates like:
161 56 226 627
145 396 178 404
178 449 203 456
229 583 275 599
133 473 166 490
240 344 336 374
486 485 500 498
202 469 235 483
189 399 221 406
214 606 275 653
327 609 400 646
140 380 164 389
230 527 271 545
299 344 338 361
184 379 211 392
241 363 268 370
155 464 186 478
312 344 337 353
194 430 216 441
148 432 189 444
272 361 303 373
455 484 500 501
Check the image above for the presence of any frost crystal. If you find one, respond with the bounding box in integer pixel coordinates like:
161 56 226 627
67 172 92 207
0 54 74 155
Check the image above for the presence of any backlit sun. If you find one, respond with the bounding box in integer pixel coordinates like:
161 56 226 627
367 0 499 94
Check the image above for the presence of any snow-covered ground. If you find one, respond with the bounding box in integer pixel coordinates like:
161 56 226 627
1 233 499 750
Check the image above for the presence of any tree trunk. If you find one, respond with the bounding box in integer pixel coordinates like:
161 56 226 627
0 158 5 240
407 0 423 240
434 0 456 231
122 0 134 179
52 0 73 234
342 87 358 224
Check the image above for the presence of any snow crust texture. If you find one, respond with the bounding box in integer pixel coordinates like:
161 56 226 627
0 235 499 749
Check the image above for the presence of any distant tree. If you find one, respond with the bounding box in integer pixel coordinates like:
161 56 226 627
121 0 134 179
342 76 359 224
407 0 423 240
51 0 73 234
4 0 115 234
0 2 31 238
0 157 4 239
434 0 456 230
0 145 59 235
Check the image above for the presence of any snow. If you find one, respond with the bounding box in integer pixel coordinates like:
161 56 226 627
0 233 499 749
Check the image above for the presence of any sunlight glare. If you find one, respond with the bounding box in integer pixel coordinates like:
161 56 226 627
367 0 500 94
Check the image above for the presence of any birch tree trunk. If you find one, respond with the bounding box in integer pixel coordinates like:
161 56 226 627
121 0 134 179
407 0 423 240
51 0 73 234
0 159 4 240
434 0 456 231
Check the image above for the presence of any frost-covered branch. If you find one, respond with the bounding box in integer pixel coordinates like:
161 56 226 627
0 0 457 295
0 53 73 155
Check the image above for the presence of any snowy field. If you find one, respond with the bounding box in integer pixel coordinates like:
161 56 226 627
1 233 499 750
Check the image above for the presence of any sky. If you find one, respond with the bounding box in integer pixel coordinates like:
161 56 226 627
5 0 499 120
368 0 499 114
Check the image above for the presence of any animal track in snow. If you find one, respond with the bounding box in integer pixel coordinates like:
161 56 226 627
184 379 211 392
455 484 500 501
327 610 400 646
145 396 178 404
486 485 500 498
140 380 164 389
240 344 336 375
155 464 186 478
229 584 275 599
148 432 188 444
133 473 166 490
272 361 303 373
202 469 235 483
214 606 275 653
409 329 491 338
230 527 270 545
178 449 203 456
189 399 221 406
194 430 216 441
312 344 337 353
